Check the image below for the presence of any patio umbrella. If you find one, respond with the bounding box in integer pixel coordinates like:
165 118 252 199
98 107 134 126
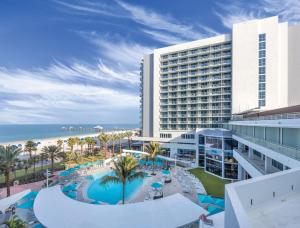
22 191 38 200
198 195 214 204
17 200 34 209
215 199 225 208
151 182 163 189
162 170 170 175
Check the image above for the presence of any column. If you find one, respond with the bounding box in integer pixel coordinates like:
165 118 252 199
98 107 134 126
248 148 254 159
265 156 273 174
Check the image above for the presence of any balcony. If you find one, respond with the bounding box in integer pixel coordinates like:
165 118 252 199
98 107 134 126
234 148 265 174
233 133 300 161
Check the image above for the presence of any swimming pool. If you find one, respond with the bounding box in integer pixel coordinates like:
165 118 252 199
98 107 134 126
87 171 145 204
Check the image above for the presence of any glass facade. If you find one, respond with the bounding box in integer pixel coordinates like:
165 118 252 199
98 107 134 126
258 33 266 107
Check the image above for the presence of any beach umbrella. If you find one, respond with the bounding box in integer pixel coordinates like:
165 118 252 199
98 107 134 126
215 199 225 208
151 182 163 189
22 191 38 200
17 200 34 209
162 170 170 175
198 195 214 204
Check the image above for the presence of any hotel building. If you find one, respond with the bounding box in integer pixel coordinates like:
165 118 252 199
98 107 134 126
138 16 300 181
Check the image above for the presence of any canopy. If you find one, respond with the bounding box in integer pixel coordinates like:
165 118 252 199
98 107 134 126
34 186 206 228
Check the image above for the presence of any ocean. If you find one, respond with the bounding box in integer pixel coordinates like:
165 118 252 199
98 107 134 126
0 124 139 143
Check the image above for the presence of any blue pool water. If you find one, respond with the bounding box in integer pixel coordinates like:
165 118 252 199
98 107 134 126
87 171 145 204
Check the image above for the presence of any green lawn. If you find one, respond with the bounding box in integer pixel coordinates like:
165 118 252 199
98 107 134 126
188 168 230 198
0 162 65 184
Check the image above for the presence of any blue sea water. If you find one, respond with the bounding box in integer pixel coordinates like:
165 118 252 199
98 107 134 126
87 171 145 204
0 124 138 143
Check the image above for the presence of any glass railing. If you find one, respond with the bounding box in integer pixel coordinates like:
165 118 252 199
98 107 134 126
234 148 265 174
233 133 300 161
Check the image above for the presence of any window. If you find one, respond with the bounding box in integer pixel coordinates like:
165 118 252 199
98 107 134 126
259 50 266 58
259 33 266 41
160 133 172 138
259 42 266 49
181 134 195 139
259 83 265 90
259 67 265 74
259 58 266 66
198 134 205 144
272 159 283 171
205 136 222 149
259 75 265 82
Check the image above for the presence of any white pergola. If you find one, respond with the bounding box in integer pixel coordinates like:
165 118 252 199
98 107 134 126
34 186 206 228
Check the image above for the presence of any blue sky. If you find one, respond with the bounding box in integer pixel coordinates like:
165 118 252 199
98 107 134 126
0 0 299 124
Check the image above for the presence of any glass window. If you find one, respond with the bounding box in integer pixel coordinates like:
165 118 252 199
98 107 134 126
259 91 265 99
259 67 265 74
205 136 222 149
282 128 300 149
259 50 266 58
254 126 264 138
224 138 234 150
198 134 205 144
259 74 265 82
259 58 266 66
259 83 266 90
259 42 266 49
259 33 266 41
266 127 280 144
259 100 266 107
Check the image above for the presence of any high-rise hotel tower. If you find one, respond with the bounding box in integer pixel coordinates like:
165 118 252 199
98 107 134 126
140 16 300 138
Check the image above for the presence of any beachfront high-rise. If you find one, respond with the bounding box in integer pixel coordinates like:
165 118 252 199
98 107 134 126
138 16 300 180
141 16 300 138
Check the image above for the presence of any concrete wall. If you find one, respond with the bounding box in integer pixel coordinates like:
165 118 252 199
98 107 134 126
232 16 289 114
288 24 300 106
142 54 154 137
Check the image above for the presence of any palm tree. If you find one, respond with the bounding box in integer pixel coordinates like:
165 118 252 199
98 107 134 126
98 133 110 157
145 141 161 175
78 139 86 155
67 137 76 153
117 132 125 154
110 133 118 155
39 152 48 171
100 156 145 204
42 145 61 172
0 146 21 197
124 131 134 149
74 137 80 151
3 215 27 228
57 139 64 151
24 140 36 159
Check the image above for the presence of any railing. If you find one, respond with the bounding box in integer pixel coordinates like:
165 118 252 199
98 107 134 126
234 148 265 174
233 133 300 161
232 112 300 121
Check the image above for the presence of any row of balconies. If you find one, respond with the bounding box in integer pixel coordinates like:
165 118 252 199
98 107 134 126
160 83 231 92
160 45 231 60
160 73 231 82
160 65 231 74
160 59 231 69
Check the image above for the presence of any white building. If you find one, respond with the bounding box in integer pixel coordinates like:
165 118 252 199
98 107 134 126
138 16 300 181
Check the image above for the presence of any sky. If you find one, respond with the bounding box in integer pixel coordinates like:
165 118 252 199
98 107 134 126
0 0 299 124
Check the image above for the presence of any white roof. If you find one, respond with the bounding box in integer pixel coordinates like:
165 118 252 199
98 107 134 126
0 189 31 213
34 186 205 228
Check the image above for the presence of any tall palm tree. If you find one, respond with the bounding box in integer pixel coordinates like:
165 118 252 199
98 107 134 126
78 139 86 155
39 152 48 171
145 141 161 175
67 137 76 153
42 145 61 172
57 139 64 151
124 131 134 149
117 132 126 154
110 133 118 155
3 215 27 228
74 137 80 151
98 133 110 157
24 140 36 159
100 156 145 204
0 146 21 197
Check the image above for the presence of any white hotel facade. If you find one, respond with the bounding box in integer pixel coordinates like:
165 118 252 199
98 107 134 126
138 16 300 181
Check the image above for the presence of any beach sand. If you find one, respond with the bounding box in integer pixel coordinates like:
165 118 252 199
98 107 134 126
2 130 132 155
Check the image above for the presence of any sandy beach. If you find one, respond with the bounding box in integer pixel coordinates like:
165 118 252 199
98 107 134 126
2 130 133 155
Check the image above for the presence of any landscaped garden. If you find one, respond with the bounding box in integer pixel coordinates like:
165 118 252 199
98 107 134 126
189 168 230 198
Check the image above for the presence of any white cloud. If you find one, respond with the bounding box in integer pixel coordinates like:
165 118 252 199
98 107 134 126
0 64 139 124
116 0 218 43
142 29 187 45
215 0 300 29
